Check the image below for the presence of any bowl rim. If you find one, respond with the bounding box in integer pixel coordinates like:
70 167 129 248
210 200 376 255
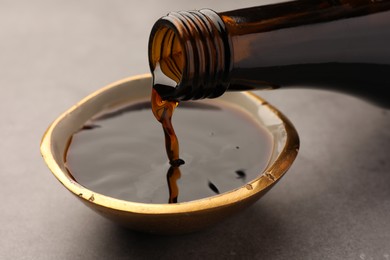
40 73 299 215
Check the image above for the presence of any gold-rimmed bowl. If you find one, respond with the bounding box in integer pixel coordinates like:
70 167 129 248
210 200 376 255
40 74 299 235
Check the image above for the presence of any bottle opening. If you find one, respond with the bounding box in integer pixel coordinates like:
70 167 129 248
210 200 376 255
149 25 184 98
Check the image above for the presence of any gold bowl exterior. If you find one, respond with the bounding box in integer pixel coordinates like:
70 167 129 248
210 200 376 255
40 74 299 235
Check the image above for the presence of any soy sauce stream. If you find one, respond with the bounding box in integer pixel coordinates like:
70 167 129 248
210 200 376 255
151 88 184 203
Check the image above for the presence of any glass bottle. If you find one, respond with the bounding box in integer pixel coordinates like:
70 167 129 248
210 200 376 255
148 0 390 108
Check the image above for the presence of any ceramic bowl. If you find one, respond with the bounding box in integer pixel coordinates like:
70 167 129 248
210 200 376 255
40 74 299 235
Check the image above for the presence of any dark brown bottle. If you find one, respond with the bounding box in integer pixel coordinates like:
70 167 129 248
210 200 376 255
148 0 390 107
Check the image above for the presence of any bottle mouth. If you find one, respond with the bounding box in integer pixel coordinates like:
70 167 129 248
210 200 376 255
148 9 232 101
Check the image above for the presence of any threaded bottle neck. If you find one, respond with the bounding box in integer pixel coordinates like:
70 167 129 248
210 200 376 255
148 9 232 101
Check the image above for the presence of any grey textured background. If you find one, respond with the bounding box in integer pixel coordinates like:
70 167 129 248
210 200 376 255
1 0 389 259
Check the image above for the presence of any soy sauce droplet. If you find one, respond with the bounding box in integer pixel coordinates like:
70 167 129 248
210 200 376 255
208 181 220 194
235 169 246 180
170 158 185 167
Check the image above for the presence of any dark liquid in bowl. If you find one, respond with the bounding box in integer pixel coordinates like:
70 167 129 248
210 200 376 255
65 98 273 204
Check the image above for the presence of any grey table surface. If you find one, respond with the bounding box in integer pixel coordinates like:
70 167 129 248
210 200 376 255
1 0 389 259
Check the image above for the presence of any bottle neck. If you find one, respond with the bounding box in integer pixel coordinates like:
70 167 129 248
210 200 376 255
149 1 390 106
148 9 232 101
